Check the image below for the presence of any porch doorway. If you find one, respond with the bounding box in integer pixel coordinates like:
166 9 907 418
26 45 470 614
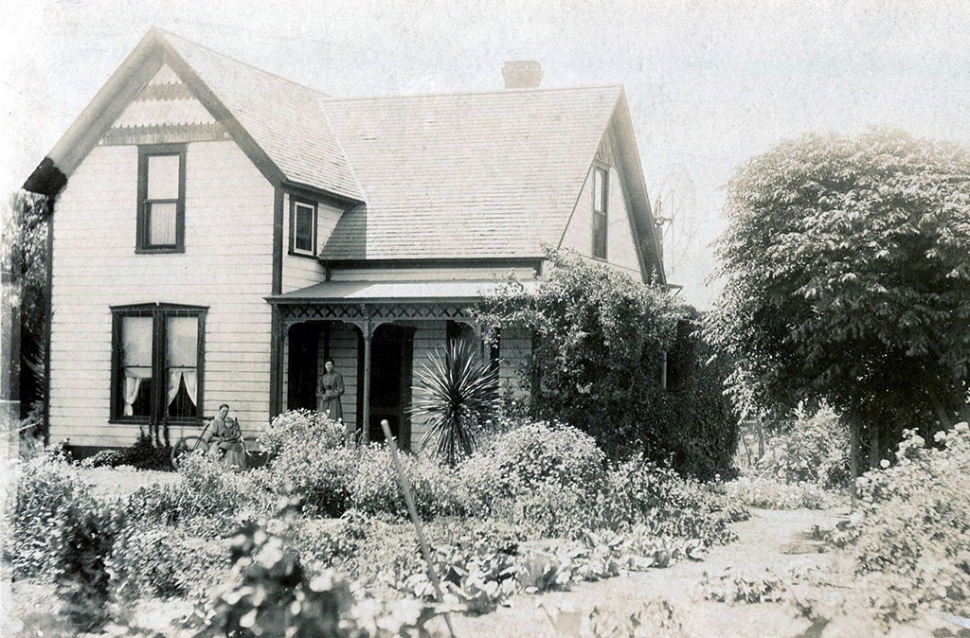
365 324 415 449
286 323 319 411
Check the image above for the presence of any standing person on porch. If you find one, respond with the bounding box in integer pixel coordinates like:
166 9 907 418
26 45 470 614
317 358 345 422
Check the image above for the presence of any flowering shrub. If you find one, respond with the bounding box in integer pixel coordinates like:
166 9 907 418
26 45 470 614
723 476 836 510
251 412 357 516
833 422 970 624
460 421 606 510
258 409 346 458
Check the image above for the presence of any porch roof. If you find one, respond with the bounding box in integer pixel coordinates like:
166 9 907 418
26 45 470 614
268 280 536 304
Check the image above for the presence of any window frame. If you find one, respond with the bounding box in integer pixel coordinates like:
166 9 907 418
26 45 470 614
136 144 187 253
109 303 207 424
289 196 318 258
591 165 609 261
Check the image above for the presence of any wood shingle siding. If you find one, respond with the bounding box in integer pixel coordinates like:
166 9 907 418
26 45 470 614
49 141 275 447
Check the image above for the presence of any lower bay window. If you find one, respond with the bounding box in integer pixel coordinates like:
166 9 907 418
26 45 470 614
111 303 206 423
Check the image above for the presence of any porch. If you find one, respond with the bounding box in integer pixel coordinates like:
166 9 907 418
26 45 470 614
267 281 530 450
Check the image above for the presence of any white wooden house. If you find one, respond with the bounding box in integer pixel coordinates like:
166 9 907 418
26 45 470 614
24 28 665 454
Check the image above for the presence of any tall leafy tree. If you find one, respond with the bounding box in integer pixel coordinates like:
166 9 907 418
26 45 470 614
708 129 970 467
2 191 49 428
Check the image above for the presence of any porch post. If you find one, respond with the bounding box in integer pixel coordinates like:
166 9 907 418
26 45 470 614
361 316 372 445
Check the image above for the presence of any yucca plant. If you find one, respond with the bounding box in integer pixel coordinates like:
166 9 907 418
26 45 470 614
411 337 500 466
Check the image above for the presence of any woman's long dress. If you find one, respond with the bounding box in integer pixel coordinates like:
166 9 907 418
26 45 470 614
204 415 246 469
318 371 345 421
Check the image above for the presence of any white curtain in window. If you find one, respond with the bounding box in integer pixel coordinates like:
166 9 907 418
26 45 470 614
148 202 177 245
166 316 198 411
122 317 153 416
123 373 144 416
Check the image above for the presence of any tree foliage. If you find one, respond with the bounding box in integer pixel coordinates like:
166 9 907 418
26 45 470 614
2 190 49 426
708 129 970 457
478 250 737 477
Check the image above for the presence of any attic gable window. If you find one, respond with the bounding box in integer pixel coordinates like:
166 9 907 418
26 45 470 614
592 166 608 260
137 144 186 252
290 198 318 257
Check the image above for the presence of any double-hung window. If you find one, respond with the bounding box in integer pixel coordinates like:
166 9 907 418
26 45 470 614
592 166 608 260
137 144 186 252
111 304 206 423
290 197 317 257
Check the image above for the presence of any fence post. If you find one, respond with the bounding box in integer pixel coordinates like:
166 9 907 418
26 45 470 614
379 418 457 638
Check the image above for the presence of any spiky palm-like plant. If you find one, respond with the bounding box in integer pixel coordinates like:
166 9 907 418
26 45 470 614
411 337 500 466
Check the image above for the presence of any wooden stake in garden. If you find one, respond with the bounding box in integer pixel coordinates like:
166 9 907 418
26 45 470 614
379 418 458 638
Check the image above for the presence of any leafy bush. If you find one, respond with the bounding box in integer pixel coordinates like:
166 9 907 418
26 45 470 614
108 522 228 601
411 337 500 466
195 506 445 638
604 456 747 546
749 406 850 489
350 444 470 520
252 409 355 517
8 455 87 579
258 409 345 458
700 568 788 604
54 493 126 632
460 421 607 510
124 454 247 536
81 448 127 468
832 422 970 623
120 431 172 470
723 476 836 510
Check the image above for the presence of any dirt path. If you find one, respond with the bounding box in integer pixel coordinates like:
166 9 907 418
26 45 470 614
436 508 851 638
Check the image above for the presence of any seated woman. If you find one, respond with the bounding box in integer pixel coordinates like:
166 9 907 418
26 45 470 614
201 403 247 470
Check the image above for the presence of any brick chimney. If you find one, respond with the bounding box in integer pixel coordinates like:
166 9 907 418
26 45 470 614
502 60 543 89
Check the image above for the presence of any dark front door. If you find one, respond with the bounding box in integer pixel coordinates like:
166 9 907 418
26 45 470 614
367 324 414 449
286 323 319 410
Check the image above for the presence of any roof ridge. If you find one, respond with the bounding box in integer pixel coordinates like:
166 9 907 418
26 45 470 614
320 83 624 103
154 27 331 98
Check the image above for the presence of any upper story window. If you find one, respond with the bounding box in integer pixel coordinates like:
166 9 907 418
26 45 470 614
137 145 186 253
111 304 206 423
592 166 608 260
290 197 318 257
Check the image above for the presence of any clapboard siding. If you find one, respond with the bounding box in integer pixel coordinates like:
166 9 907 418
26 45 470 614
560 134 643 280
280 193 342 293
49 140 275 447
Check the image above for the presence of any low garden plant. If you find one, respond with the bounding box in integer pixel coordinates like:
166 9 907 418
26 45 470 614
830 422 970 625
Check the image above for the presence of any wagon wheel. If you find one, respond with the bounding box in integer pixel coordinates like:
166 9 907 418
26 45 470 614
170 435 209 470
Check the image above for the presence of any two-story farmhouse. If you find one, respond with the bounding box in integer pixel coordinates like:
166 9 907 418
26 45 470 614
24 28 665 454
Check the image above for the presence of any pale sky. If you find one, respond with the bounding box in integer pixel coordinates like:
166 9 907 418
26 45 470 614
4 0 970 308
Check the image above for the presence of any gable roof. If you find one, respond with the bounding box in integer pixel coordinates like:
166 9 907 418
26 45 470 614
24 28 663 282
319 86 622 260
24 28 363 203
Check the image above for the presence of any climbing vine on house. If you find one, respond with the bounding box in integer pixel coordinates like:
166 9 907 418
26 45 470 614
478 250 738 477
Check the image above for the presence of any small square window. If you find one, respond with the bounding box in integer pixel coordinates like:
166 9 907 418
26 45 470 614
137 146 185 252
290 199 317 257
